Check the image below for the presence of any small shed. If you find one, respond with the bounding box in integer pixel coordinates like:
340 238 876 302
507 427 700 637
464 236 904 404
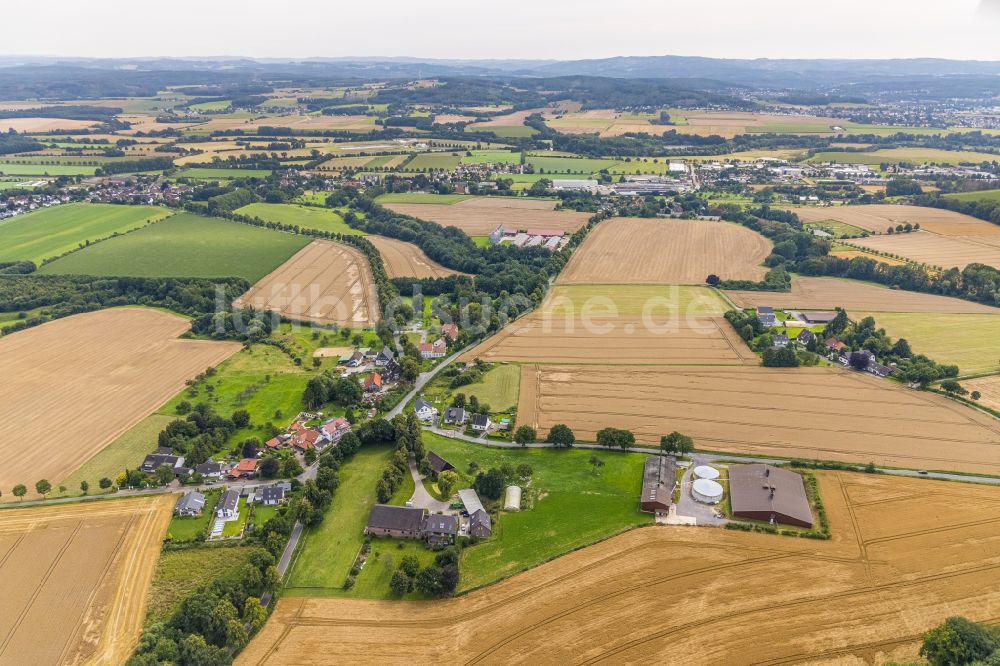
504 486 522 511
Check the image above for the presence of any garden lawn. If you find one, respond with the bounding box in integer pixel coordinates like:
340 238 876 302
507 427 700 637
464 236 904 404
421 433 651 592
0 203 171 265
234 202 365 236
58 413 176 495
284 445 395 595
37 212 309 281
221 498 249 537
166 491 221 542
351 539 436 600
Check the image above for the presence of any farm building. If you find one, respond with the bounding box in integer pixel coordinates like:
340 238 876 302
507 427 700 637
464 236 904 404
459 488 492 538
729 464 813 528
366 504 426 539
640 456 675 514
421 514 459 546
140 453 186 475
504 486 522 511
692 478 724 504
174 491 206 517
426 451 455 475
800 311 838 325
216 489 240 519
552 179 600 193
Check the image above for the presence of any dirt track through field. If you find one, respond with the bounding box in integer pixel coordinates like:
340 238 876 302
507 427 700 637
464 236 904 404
384 198 589 236
518 365 1000 474
0 309 240 496
0 496 173 665
235 239 379 327
237 472 1000 666
557 217 771 285
724 276 1000 313
367 235 463 279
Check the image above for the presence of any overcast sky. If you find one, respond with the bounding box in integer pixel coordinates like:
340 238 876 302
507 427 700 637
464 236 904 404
2 0 999 61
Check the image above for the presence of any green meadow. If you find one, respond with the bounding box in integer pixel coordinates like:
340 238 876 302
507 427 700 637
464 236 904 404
234 202 365 235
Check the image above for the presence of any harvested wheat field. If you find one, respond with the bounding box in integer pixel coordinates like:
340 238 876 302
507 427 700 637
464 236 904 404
828 247 907 266
0 495 173 665
518 365 1000 473
847 232 1000 269
0 117 99 132
557 217 771 285
0 309 240 496
793 204 1000 236
367 235 463 279
962 374 1000 412
238 472 1000 666
383 197 589 236
724 276 1000 313
235 239 379 327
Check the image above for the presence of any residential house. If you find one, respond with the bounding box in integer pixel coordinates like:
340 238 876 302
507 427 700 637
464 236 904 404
363 372 383 393
175 491 206 517
375 346 395 366
254 482 291 506
459 488 492 538
216 489 241 519
414 398 437 421
140 453 186 475
194 461 228 480
421 514 459 546
471 414 491 432
426 451 455 475
441 323 459 341
869 362 894 378
757 306 777 327
772 333 789 348
365 504 426 539
419 338 447 359
796 329 814 346
320 417 351 444
360 348 377 362
443 407 466 426
265 437 283 450
228 458 258 480
345 351 365 367
292 428 321 452
824 337 847 353
382 358 401 381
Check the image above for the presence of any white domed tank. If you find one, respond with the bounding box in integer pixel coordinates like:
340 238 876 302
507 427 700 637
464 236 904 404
693 465 720 480
692 478 724 504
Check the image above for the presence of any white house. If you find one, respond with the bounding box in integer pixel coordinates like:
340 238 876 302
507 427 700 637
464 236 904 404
216 489 240 520
471 414 491 432
414 398 437 422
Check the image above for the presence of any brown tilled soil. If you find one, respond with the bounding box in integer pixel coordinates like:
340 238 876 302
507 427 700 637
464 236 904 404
0 309 240 496
383 198 589 236
846 232 1000 269
557 217 771 285
237 472 1000 666
234 239 380 327
367 235 463 279
460 314 757 365
517 365 1000 474
0 496 173 665
724 276 1000 313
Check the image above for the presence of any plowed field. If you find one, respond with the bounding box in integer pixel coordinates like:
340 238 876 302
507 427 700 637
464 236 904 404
237 472 1000 666
234 239 379 327
0 496 173 665
724 276 1000 313
557 217 771 285
517 365 1000 474
367 235 463 279
383 198 589 236
0 309 240 495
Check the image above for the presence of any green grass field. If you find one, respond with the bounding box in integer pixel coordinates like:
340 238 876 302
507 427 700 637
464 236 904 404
0 203 171 265
542 285 730 317
190 99 232 111
406 153 463 171
0 162 99 176
145 545 269 625
856 312 1000 375
802 220 870 238
425 363 520 415
284 445 395 595
375 193 473 205
943 189 1000 203
422 433 651 592
465 124 538 138
470 235 491 248
460 150 521 165
176 167 273 180
525 155 621 174
0 180 41 190
234 202 365 236
351 539 436 600
159 343 312 448
58 414 175 494
37 213 309 281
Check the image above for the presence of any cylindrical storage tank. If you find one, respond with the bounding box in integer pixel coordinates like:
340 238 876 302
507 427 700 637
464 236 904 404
692 479 724 504
693 465 720 480
504 485 522 511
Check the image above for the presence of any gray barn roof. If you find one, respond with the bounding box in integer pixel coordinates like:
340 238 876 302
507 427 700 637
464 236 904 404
367 504 425 532
458 488 485 516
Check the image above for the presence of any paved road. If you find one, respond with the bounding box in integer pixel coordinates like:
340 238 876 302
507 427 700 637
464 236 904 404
385 344 473 420
277 521 304 576
406 456 451 513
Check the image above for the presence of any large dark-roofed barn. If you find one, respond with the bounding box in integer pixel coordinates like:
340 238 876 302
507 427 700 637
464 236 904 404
640 456 675 514
729 464 813 528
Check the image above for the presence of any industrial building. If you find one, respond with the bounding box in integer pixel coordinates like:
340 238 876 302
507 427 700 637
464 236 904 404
639 455 675 514
728 464 813 528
